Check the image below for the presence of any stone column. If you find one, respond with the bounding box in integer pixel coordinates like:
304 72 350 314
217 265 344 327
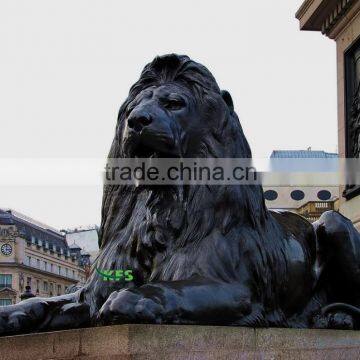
296 0 360 231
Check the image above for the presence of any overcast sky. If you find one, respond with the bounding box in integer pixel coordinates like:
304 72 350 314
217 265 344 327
0 0 337 229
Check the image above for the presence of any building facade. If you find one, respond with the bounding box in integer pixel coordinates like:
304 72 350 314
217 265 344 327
64 226 99 263
296 0 360 231
296 199 339 222
0 209 90 305
263 150 339 215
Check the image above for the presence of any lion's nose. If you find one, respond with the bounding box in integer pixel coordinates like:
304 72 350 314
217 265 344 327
127 114 152 132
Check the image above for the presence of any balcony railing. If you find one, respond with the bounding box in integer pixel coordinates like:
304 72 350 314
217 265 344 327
297 201 335 222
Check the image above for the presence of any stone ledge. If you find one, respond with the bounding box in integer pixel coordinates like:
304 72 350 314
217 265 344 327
1 325 360 359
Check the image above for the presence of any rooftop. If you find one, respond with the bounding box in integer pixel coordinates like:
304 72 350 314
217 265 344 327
0 213 14 225
0 208 63 235
270 150 338 159
0 209 67 252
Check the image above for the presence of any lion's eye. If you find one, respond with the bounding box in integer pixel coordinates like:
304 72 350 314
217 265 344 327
163 98 185 111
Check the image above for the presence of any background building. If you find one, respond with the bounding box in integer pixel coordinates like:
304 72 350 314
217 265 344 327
296 0 360 231
264 149 339 221
0 209 90 305
63 226 99 264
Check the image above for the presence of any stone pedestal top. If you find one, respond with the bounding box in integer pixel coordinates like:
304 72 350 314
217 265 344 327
1 324 360 359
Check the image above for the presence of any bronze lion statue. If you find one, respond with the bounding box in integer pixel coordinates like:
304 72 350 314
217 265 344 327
1 54 360 335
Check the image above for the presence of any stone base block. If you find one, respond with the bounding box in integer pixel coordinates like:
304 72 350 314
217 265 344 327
1 325 360 359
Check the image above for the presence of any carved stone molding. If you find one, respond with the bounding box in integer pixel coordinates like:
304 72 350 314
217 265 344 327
0 227 19 242
321 0 355 35
296 0 360 39
343 38 360 199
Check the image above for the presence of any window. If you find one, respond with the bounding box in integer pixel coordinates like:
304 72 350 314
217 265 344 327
36 259 40 268
72 270 75 279
57 284 61 295
44 261 48 272
43 281 48 292
0 299 12 306
290 190 305 201
58 266 61 275
50 283 53 293
264 190 278 201
317 190 331 201
36 279 40 293
65 268 68 277
27 256 31 266
27 277 31 286
0 274 12 288
50 264 53 273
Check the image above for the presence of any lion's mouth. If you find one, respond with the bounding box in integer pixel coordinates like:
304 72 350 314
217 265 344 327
124 129 180 158
125 136 180 158
132 144 179 158
133 144 166 158
122 116 182 158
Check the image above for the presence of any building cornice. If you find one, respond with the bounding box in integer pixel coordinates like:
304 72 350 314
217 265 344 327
295 0 315 21
296 0 359 39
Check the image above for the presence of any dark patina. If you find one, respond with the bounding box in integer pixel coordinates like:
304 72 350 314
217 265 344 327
1 54 360 334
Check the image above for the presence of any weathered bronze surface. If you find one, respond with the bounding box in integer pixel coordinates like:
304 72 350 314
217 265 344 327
1 54 360 335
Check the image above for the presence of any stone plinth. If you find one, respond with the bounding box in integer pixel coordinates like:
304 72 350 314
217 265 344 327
1 325 360 359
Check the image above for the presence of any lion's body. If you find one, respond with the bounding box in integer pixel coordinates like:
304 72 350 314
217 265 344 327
84 183 318 326
83 54 360 328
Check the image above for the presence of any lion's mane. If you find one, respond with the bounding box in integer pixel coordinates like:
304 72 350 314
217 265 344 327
84 55 306 320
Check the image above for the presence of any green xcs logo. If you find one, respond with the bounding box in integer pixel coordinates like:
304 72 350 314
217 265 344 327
96 268 134 282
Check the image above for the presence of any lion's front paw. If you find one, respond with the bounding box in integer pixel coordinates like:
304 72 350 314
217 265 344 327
313 312 354 330
0 297 52 336
0 308 14 335
0 306 38 335
98 289 164 325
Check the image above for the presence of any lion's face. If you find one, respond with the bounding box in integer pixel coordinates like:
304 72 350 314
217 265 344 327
100 55 263 251
121 83 215 158
113 54 251 160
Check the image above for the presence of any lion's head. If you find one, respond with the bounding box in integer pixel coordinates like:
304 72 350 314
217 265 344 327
98 54 267 254
110 54 252 159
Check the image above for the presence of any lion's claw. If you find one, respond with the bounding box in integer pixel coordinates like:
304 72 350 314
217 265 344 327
314 312 354 330
99 289 164 325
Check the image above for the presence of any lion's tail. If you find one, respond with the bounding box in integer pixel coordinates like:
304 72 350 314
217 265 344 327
322 302 360 317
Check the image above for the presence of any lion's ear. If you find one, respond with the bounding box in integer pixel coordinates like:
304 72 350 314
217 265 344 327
221 90 234 112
